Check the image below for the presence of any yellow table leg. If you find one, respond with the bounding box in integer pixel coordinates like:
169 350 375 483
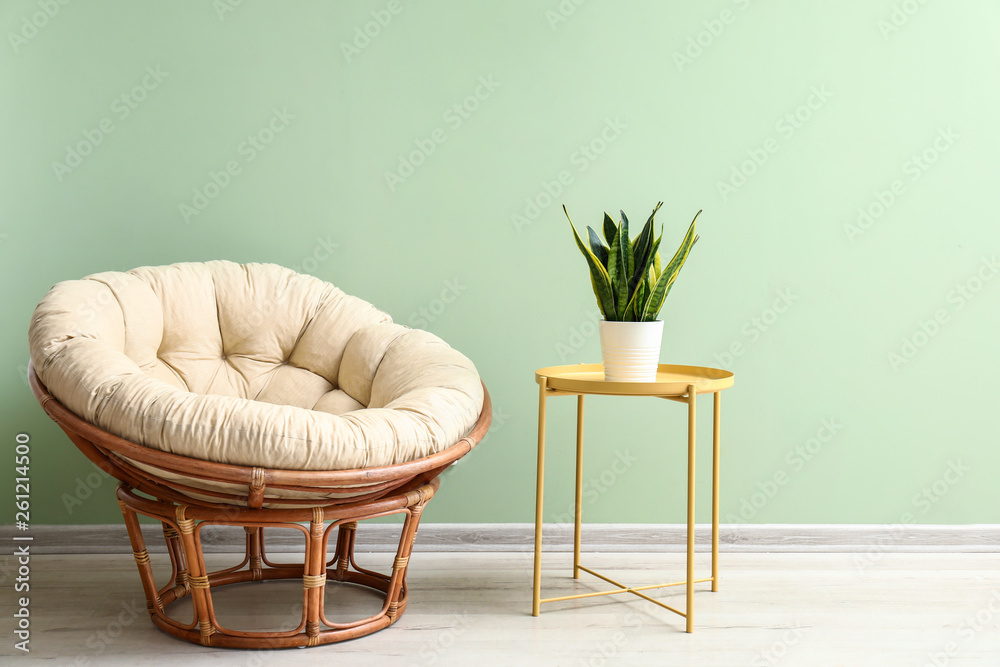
573 395 584 579
686 384 696 633
712 390 721 593
532 378 548 617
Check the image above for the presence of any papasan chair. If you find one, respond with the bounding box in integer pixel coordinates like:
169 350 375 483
28 260 491 648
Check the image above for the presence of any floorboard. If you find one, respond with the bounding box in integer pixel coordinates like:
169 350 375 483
2 552 999 665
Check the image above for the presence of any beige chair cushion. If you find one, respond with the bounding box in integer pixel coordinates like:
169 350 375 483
28 261 483 472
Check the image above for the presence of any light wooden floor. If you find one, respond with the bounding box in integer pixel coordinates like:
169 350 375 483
3 551 999 666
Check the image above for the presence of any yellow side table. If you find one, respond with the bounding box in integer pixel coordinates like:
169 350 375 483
531 363 734 632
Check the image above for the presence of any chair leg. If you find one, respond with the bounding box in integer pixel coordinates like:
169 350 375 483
161 522 189 597
174 505 217 646
118 494 162 616
332 521 358 578
245 526 263 581
320 495 429 630
386 505 423 621
302 508 327 647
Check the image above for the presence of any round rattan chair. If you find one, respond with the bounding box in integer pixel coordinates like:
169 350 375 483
28 261 491 648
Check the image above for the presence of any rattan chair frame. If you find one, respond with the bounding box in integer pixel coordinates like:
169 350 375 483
29 362 492 648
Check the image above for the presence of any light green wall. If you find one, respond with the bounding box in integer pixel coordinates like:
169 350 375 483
2 1 998 526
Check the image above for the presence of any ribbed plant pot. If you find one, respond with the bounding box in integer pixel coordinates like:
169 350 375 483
598 320 664 382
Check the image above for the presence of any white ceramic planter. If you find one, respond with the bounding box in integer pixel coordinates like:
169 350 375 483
598 320 664 382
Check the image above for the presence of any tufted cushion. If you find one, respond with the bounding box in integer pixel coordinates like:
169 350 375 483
28 261 484 472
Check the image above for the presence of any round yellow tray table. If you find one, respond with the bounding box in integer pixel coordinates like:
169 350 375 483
531 363 734 632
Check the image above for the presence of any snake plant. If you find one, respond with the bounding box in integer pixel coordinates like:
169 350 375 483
565 202 701 322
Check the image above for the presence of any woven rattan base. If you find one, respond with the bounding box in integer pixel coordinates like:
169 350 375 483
116 482 434 648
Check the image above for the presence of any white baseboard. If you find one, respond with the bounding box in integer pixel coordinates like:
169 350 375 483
2 523 998 554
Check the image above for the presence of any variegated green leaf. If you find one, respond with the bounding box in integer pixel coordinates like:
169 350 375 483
565 206 615 319
625 278 647 321
660 210 701 286
642 211 700 320
607 226 628 320
603 213 617 247
647 226 663 281
630 202 661 294
640 265 678 321
645 202 664 229
587 226 609 268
